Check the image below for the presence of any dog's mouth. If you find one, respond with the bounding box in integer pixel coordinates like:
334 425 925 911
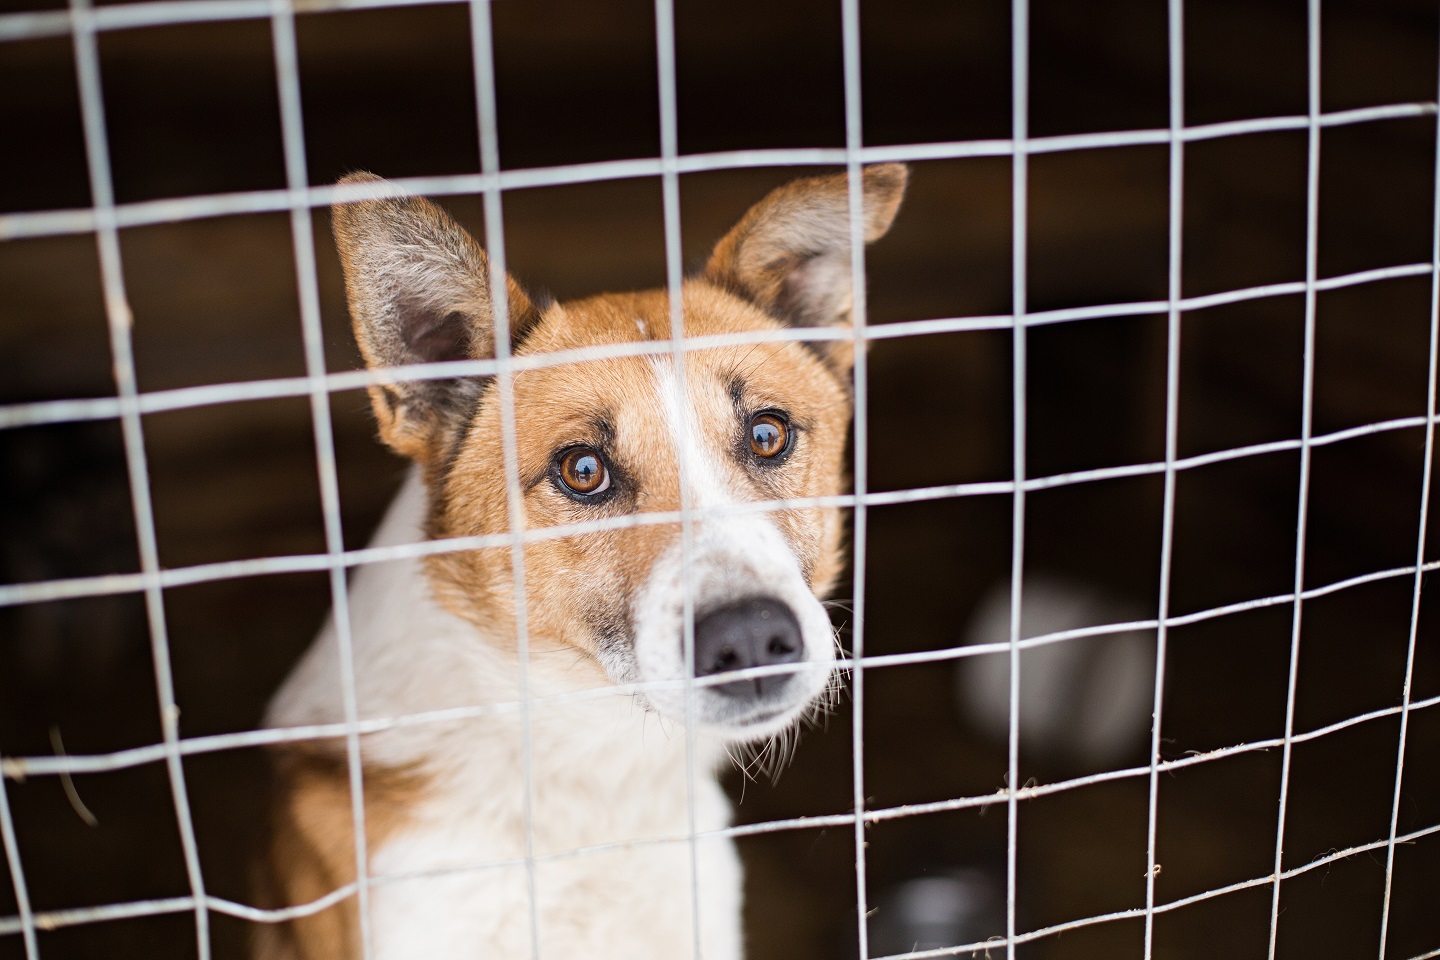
715 702 794 730
695 699 805 740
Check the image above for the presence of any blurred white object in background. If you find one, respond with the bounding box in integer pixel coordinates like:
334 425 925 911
956 573 1156 771
867 869 1004 958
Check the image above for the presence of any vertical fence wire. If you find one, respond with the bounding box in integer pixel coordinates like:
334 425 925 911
649 1 709 956
1142 0 1185 955
466 2 544 955
839 0 874 956
266 4 377 956
0 775 37 959
1268 1 1324 955
1377 33 1440 960
1005 0 1031 956
66 1 212 956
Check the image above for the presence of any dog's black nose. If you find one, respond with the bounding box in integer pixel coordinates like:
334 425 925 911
693 596 803 699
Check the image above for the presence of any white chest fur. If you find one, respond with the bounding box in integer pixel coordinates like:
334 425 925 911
266 472 744 960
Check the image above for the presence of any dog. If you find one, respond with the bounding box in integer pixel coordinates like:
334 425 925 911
255 162 907 960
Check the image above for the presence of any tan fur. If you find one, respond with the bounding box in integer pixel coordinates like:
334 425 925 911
253 749 428 960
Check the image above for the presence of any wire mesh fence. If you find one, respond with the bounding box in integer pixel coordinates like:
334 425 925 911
0 0 1437 959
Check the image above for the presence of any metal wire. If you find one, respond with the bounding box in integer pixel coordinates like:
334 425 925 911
649 0 708 955
0 773 37 958
1268 4 1323 954
1377 33 1440 960
1004 2 1030 957
267 2 378 956
66 0 211 954
838 0 876 957
1 102 1433 245
6 813 1439 955
0 0 1435 957
465 1 544 955
2 259 1431 435
1142 2 1185 955
6 574 1440 785
1 412 1435 616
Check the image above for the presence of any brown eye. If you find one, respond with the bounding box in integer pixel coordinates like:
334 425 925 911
749 413 790 459
557 447 610 497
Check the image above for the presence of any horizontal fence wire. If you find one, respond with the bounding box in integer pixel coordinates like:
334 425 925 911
0 101 1433 245
5 638 1440 781
0 258 1430 434
1 410 1435 610
2 0 1437 957
3 816 1438 952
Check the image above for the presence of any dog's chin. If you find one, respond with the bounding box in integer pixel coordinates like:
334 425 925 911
687 680 831 744
698 701 810 745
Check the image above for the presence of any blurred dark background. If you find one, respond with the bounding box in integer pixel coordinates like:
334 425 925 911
2 0 1439 957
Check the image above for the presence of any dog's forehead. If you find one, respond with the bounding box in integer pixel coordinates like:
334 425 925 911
508 281 847 427
517 282 771 351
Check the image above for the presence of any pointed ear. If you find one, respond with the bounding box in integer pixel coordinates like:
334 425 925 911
703 163 907 369
332 172 539 464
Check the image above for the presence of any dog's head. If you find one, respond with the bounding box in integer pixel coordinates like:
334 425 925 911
332 165 906 744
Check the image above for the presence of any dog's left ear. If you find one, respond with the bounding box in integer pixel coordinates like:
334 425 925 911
704 163 907 370
331 172 541 466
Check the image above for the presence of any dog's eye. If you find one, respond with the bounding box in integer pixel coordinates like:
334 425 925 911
556 447 610 497
749 413 790 460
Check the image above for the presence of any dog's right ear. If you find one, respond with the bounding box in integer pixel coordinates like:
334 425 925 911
332 172 539 465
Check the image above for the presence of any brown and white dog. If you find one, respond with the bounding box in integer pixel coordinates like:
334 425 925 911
256 163 907 960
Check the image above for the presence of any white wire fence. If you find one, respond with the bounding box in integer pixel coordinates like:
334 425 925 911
0 1 1436 959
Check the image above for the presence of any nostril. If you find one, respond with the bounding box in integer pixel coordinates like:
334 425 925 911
767 634 797 659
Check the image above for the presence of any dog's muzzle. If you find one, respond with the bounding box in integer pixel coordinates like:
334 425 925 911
627 529 835 738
